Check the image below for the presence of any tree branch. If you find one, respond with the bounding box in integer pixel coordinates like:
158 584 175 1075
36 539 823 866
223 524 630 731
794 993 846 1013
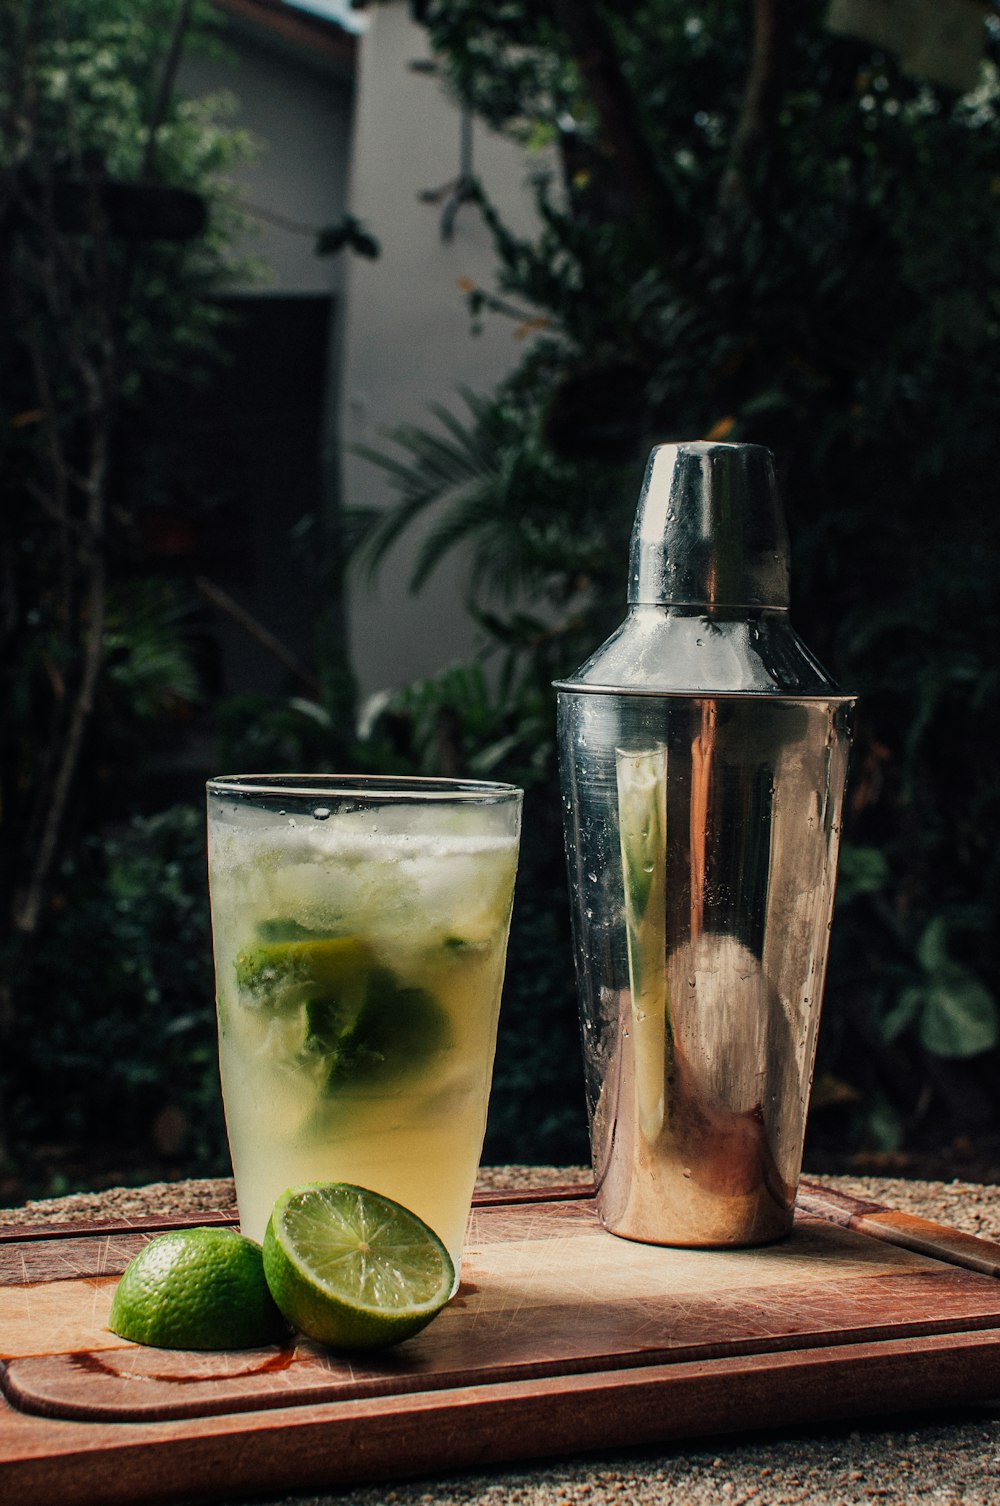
141 0 197 180
9 120 119 938
195 576 321 697
717 0 792 221
12 417 109 936
549 0 694 277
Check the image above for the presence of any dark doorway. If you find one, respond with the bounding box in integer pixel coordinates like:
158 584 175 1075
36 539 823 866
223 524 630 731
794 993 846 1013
199 292 333 696
136 292 335 699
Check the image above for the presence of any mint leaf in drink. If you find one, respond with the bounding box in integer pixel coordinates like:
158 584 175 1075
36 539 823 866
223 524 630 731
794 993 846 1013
303 992 353 1055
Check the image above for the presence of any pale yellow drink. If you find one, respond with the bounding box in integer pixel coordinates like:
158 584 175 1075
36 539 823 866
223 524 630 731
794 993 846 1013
206 777 521 1275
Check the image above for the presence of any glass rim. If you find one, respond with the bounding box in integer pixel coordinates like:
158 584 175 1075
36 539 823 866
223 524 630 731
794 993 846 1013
206 773 522 803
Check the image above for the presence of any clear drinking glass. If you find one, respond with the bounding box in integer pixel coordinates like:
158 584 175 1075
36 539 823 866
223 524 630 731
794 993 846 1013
206 774 522 1276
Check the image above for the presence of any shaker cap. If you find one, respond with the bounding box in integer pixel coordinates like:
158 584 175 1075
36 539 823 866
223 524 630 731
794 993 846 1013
628 442 790 609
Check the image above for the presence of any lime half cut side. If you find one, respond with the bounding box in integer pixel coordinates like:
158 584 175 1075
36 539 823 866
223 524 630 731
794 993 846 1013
262 1183 455 1351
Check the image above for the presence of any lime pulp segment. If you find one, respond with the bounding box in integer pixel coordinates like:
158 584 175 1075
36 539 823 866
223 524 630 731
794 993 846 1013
262 1183 455 1350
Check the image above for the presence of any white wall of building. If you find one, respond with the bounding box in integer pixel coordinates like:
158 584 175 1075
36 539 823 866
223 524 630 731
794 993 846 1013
179 23 354 297
180 3 541 709
339 3 541 705
176 16 356 697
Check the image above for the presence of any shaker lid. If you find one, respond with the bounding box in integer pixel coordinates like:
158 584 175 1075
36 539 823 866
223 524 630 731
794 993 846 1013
629 441 790 609
554 440 855 699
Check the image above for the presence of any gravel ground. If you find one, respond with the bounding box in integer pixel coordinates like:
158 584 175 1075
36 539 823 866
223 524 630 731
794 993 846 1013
4 1165 999 1240
250 1420 1000 1506
3 1166 1000 1506
0 1165 588 1229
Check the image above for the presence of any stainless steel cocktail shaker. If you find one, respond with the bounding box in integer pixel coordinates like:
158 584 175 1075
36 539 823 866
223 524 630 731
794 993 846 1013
555 442 854 1247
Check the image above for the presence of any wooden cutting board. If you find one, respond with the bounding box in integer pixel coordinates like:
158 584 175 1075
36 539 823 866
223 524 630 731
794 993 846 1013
2 1181 1000 1506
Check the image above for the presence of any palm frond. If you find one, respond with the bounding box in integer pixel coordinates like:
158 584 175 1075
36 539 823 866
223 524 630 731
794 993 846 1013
347 391 514 588
409 479 520 594
346 385 625 608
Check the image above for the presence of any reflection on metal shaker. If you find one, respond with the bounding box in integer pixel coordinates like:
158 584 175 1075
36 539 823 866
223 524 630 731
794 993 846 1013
555 442 855 1247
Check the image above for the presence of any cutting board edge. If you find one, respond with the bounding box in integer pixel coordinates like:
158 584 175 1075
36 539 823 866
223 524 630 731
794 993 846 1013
2 1324 1000 1506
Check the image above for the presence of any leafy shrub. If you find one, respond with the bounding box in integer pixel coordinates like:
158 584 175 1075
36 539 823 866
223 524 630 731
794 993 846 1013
6 807 225 1190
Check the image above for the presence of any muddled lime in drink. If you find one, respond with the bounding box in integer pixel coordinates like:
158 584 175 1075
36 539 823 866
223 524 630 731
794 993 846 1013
231 935 448 1088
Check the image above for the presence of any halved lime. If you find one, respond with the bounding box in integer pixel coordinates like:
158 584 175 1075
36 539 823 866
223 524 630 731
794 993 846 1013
108 1227 288 1350
262 1183 455 1350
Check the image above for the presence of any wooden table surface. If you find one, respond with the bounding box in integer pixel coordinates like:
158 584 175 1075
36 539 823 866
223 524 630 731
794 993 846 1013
3 1168 1000 1506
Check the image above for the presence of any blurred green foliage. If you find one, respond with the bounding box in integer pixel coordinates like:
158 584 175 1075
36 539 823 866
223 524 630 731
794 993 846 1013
5 808 224 1179
0 0 254 1192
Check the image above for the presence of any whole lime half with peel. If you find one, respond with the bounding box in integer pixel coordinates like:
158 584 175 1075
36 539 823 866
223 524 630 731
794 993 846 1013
108 1227 288 1350
262 1183 455 1351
